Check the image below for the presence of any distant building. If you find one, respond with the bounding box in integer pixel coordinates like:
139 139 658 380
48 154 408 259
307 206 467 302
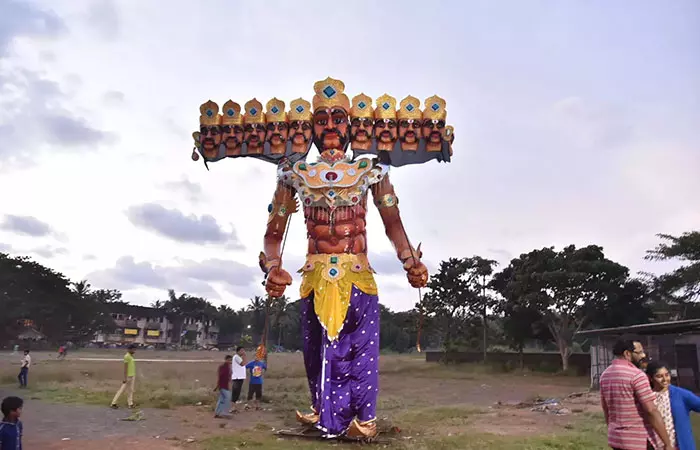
93 304 219 348
577 319 700 392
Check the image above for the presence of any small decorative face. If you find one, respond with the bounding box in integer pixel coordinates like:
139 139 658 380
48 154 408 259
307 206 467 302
244 123 266 154
350 117 373 150
199 125 222 159
266 121 289 154
373 118 397 151
222 125 244 156
422 118 446 152
313 108 349 151
398 119 422 151
289 120 312 153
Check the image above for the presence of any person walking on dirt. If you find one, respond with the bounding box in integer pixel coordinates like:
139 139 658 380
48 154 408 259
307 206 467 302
110 344 137 409
17 350 30 388
214 355 233 419
230 346 247 413
57 345 67 360
0 396 24 449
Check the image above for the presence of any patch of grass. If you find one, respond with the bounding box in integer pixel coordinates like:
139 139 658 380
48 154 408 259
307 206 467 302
199 419 609 450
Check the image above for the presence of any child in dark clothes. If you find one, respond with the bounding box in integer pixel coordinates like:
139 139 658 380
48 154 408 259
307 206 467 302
0 396 24 450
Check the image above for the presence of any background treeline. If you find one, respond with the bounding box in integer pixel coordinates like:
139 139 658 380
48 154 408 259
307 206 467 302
1 231 697 371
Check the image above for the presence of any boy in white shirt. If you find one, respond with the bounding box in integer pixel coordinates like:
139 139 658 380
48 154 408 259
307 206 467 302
18 350 30 388
230 346 247 413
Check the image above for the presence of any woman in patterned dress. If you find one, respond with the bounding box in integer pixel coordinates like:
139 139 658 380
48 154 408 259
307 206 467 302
646 361 700 450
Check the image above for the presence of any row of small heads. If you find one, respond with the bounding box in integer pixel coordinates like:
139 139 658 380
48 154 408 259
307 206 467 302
198 93 448 127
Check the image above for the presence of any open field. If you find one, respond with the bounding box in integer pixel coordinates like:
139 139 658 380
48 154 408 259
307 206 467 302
0 350 692 449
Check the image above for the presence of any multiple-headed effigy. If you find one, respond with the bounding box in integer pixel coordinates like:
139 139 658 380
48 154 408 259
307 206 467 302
191 77 454 440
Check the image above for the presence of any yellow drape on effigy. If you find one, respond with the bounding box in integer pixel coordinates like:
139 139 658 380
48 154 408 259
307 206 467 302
298 254 377 342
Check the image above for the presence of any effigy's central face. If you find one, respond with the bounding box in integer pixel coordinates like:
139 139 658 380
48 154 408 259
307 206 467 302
313 108 349 151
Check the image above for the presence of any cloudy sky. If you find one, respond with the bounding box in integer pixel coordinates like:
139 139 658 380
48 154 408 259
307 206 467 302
0 0 698 311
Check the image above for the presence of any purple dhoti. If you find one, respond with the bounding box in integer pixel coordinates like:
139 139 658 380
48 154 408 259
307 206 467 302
301 285 380 436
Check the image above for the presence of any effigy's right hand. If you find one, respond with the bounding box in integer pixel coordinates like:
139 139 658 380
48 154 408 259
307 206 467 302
266 267 292 298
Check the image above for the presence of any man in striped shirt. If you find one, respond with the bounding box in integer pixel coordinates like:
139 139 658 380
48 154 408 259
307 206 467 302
600 338 672 450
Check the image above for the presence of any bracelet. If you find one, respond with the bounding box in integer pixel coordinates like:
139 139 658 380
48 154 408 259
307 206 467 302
258 252 281 274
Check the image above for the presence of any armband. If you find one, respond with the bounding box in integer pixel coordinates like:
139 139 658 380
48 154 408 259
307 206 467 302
374 193 398 209
267 197 299 223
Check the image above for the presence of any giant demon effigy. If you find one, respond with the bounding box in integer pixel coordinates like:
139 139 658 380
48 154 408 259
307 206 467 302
191 77 454 439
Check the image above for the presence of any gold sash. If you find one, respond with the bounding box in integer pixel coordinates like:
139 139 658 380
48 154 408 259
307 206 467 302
298 253 377 341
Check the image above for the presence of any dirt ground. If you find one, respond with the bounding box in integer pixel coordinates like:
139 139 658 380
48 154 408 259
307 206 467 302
0 351 594 449
0 387 280 449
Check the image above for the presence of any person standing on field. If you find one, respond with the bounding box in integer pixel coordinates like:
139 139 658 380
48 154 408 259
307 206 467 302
110 344 137 409
600 338 672 450
214 355 233 419
17 350 30 389
230 346 247 413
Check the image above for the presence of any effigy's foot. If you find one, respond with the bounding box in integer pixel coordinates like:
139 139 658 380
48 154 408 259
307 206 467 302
346 417 378 440
295 409 319 426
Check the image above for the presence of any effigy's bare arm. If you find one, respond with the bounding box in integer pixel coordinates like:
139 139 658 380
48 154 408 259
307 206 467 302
259 181 297 297
370 174 428 288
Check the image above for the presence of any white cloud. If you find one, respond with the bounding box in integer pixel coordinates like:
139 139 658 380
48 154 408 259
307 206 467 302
0 0 697 311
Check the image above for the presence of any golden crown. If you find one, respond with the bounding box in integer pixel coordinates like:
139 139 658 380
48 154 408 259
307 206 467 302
265 98 287 123
422 95 447 121
397 95 422 121
244 98 265 124
199 100 221 126
288 98 312 121
374 94 397 120
350 93 373 119
312 77 350 112
221 100 242 126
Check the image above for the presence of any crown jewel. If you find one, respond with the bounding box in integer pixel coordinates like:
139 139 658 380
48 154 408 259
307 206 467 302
312 77 350 112
350 93 373 119
244 98 265 124
221 100 242 126
422 95 447 121
199 100 222 126
374 94 397 120
289 98 312 121
397 95 422 120
265 98 287 123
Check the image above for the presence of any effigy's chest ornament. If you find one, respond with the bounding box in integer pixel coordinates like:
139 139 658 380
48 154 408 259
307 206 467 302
189 77 455 168
277 158 388 209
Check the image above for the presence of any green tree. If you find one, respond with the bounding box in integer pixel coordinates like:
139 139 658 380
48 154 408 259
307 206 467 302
423 257 495 355
583 279 654 328
491 245 628 371
646 231 700 304
65 281 118 343
0 255 118 344
163 289 217 346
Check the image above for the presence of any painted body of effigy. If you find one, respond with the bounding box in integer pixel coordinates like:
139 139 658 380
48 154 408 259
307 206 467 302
191 77 454 439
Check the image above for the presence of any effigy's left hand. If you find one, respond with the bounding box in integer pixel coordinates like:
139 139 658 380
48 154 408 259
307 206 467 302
404 259 428 288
